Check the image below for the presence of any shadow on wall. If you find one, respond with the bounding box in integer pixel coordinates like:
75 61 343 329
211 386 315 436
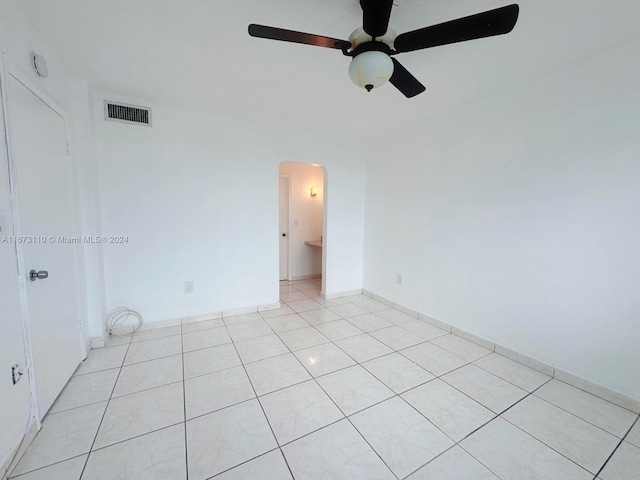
279 161 324 281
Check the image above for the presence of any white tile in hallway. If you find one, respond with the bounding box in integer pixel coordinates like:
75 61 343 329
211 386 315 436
94 382 184 449
313 296 350 308
627 420 640 448
277 326 329 351
599 441 640 480
75 344 127 375
285 298 323 313
260 380 343 445
186 399 277 480
461 418 592 480
399 319 449 340
223 312 263 326
329 302 369 318
442 364 528 413
334 334 393 362
181 318 225 333
50 368 119 413
369 325 425 350
374 308 416 325
132 325 182 343
407 445 499 479
473 352 551 392
280 291 309 302
346 313 393 332
244 353 311 396
214 450 292 479
82 425 186 479
293 342 357 377
351 397 454 478
534 379 638 438
402 378 495 442
124 335 182 365
264 313 309 332
260 305 294 319
11 402 106 477
354 298 390 312
431 334 493 362
282 420 395 479
185 366 255 419
502 395 620 474
400 342 467 376
298 308 341 325
112 354 182 397
312 319 363 340
226 320 271 342
362 353 434 394
9 455 87 480
234 334 289 364
182 343 241 379
316 365 394 416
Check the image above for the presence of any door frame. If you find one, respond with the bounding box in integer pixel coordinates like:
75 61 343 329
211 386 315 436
0 55 85 425
279 174 292 281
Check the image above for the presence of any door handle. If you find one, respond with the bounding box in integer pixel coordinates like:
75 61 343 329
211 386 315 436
29 270 49 281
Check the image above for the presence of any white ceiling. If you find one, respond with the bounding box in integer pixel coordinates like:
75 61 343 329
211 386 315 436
18 0 640 139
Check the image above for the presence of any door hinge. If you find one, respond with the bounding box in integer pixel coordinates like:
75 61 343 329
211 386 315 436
65 141 71 156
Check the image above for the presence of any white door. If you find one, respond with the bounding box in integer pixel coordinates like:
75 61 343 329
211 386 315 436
8 74 82 418
279 176 290 281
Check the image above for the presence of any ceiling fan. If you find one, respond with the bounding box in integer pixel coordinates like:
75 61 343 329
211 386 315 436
248 1 519 98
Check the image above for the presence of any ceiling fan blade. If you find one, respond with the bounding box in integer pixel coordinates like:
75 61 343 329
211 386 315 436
389 59 426 98
248 24 350 50
360 0 394 38
394 4 520 53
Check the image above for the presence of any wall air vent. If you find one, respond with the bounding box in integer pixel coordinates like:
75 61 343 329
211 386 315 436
104 101 151 126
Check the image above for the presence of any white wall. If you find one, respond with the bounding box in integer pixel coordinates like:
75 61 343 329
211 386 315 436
279 162 323 280
0 0 97 470
93 93 365 326
364 38 640 401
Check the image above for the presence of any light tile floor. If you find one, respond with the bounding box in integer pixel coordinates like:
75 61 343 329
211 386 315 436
9 278 640 479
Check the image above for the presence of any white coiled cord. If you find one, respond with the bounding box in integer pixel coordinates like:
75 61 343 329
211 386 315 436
106 306 144 336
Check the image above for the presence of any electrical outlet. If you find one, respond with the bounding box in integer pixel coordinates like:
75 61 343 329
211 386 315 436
185 281 194 294
396 274 403 286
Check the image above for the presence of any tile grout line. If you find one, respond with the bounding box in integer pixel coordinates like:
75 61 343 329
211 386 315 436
219 315 295 479
262 298 566 478
266 313 401 480
180 319 190 480
454 380 558 480
76 334 134 480
589 414 639 479
490 379 602 477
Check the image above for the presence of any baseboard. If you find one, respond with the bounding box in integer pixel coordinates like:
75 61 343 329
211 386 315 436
361 289 640 414
91 301 284 347
290 274 321 281
1 419 37 480
554 369 640 414
323 288 363 300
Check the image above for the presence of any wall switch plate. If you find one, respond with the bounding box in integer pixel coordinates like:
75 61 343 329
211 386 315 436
185 281 194 294
396 274 403 286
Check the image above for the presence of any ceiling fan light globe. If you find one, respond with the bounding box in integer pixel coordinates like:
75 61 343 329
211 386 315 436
348 51 394 91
